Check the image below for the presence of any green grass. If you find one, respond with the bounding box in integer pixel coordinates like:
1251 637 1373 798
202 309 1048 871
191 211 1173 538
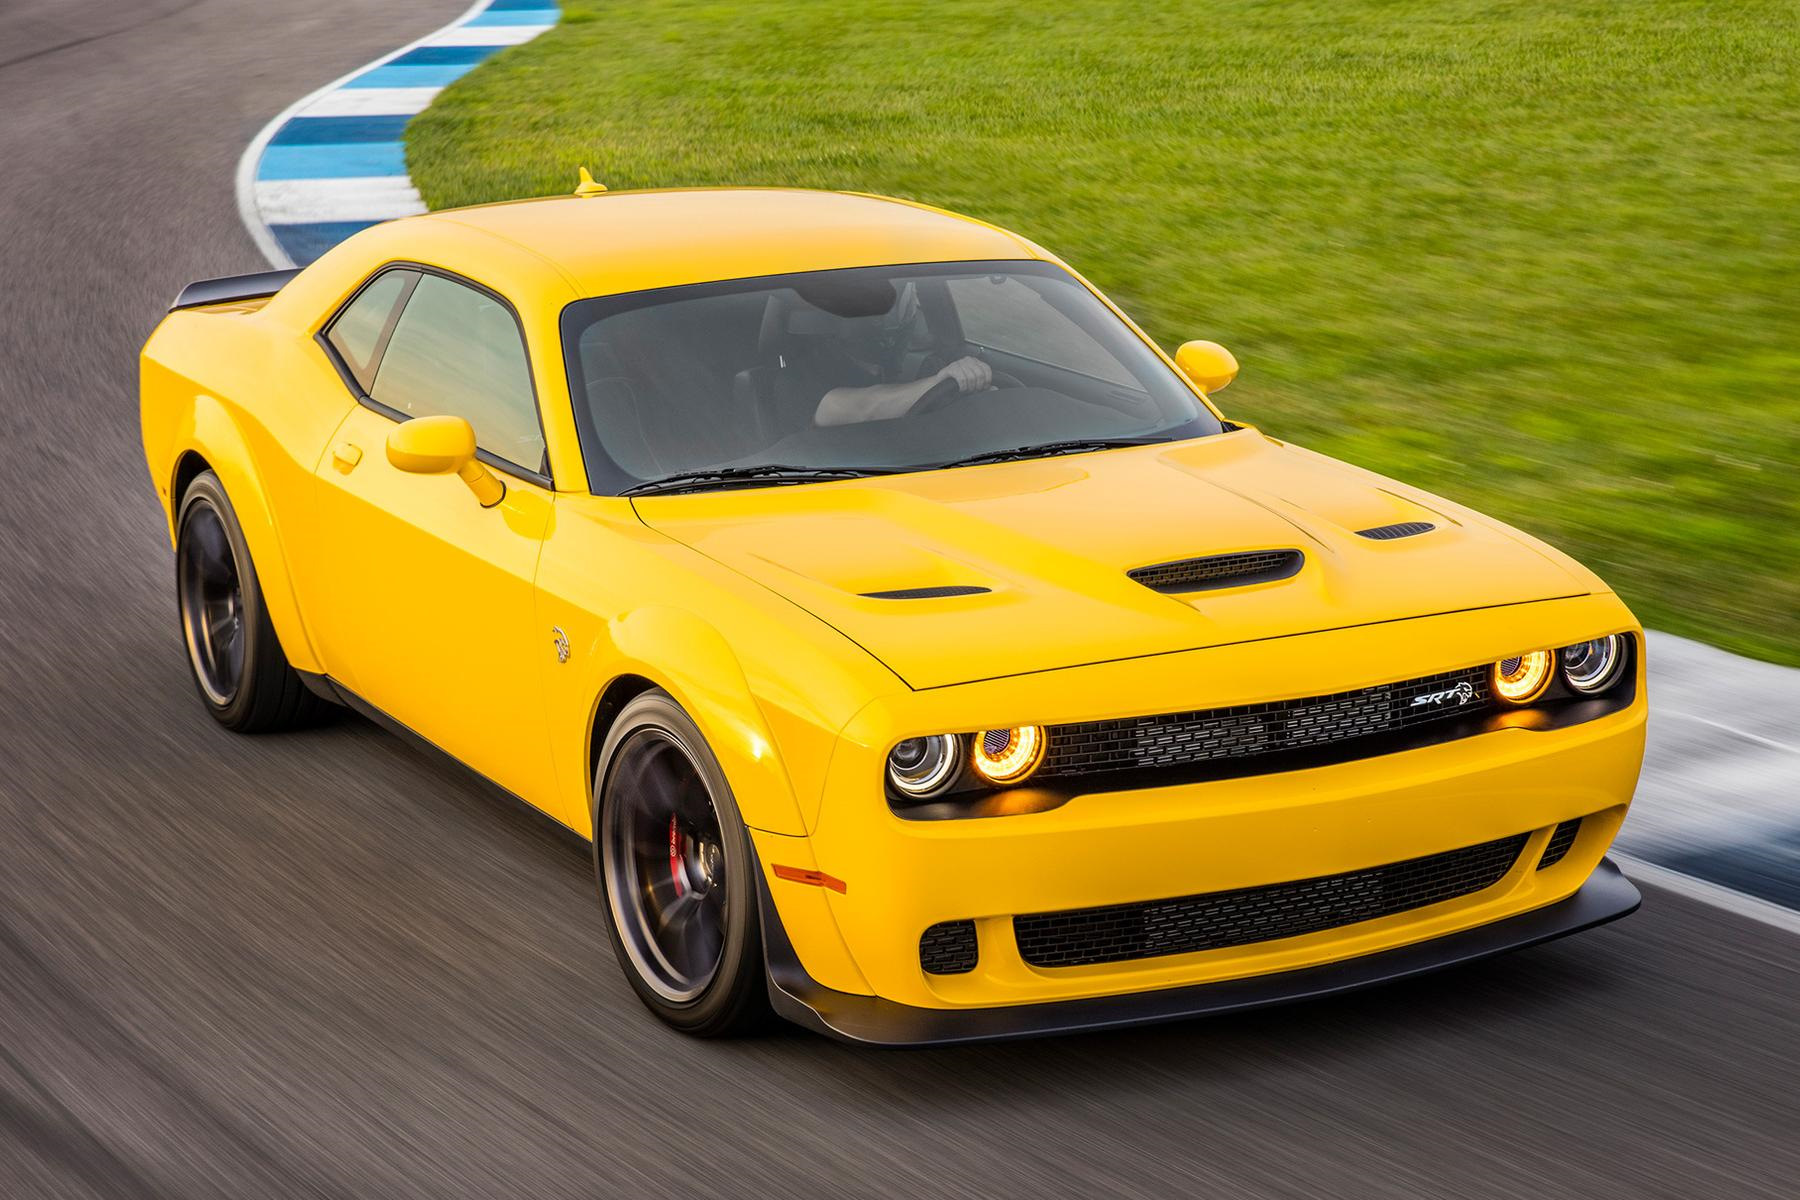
407 0 1800 665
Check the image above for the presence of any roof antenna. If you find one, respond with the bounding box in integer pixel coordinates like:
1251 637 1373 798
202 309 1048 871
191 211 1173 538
573 166 608 198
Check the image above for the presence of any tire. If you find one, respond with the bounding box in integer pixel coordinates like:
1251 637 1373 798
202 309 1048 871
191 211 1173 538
174 471 330 733
594 690 770 1036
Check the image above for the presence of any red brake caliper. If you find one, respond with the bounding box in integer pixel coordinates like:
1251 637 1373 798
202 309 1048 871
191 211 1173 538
668 814 685 897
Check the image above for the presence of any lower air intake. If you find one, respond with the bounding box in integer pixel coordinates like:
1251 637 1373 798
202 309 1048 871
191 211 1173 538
1015 833 1529 968
1538 819 1582 869
920 920 979 975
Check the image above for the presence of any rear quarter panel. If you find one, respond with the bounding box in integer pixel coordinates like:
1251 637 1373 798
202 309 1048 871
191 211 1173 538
140 302 357 674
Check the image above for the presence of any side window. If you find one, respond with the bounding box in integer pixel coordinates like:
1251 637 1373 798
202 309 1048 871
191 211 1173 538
325 269 416 392
948 276 1136 386
371 273 547 474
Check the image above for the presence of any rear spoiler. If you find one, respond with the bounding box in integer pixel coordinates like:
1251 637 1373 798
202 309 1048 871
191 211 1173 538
170 268 301 312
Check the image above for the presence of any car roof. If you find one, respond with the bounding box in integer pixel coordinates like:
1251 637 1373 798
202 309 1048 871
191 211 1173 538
412 187 1042 298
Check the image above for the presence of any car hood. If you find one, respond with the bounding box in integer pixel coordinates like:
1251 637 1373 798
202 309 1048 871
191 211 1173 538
632 431 1598 689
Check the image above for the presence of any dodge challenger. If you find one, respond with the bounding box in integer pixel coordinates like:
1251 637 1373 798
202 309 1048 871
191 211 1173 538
139 182 1644 1044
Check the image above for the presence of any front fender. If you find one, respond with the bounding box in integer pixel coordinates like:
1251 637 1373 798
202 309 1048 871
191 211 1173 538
586 606 810 837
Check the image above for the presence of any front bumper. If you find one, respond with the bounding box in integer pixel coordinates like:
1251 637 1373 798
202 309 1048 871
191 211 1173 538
760 858 1640 1047
750 594 1647 1016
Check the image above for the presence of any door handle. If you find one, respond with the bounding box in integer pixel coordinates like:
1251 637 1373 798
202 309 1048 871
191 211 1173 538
331 442 363 473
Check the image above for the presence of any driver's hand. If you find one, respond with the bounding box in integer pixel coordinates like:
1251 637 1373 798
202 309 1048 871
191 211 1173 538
936 355 992 394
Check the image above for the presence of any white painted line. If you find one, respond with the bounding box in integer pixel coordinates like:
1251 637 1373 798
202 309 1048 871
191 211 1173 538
1664 710 1800 756
234 0 505 267
298 87 444 118
255 177 427 223
1613 853 1800 938
428 25 551 47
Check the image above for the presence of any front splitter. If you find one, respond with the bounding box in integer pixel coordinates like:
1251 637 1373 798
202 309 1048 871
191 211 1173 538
758 859 1641 1047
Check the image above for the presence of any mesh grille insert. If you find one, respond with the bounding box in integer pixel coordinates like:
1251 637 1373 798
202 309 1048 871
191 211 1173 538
1128 549 1303 594
920 920 979 975
1357 521 1436 541
1538 818 1582 869
1038 666 1491 779
1015 833 1529 968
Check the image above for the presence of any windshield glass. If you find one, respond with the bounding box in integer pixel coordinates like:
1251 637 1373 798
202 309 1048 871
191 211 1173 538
560 260 1224 494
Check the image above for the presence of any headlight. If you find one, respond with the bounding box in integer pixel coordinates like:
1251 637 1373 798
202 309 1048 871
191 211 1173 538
1493 650 1553 704
887 734 960 799
969 726 1046 786
1562 635 1626 694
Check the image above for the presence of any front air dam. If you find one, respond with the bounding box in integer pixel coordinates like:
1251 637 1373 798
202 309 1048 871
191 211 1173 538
754 860 1641 1047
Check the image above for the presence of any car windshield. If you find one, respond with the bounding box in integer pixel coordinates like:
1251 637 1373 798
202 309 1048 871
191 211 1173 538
560 260 1224 494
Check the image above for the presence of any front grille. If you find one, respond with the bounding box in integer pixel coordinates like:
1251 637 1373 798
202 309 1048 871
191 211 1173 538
1357 521 1436 541
920 920 978 974
1038 666 1491 779
1015 833 1529 968
1128 549 1303 594
1538 818 1582 869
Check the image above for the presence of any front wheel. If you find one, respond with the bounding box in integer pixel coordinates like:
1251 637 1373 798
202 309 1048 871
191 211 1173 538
594 690 769 1036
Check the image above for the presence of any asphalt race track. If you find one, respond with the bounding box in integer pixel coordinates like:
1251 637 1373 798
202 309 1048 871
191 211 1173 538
1 3 1796 1196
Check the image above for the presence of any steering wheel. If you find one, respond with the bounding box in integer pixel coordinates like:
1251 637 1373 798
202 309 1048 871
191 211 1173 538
912 375 964 416
909 353 1025 416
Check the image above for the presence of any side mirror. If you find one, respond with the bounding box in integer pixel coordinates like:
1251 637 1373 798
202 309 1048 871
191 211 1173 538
386 415 505 507
1175 340 1239 395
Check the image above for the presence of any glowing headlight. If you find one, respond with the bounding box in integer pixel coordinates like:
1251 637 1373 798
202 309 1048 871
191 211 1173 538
887 734 960 799
969 726 1046 786
1562 635 1625 694
1493 650 1553 704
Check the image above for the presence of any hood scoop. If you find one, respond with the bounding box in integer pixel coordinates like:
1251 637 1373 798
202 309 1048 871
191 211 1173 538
1356 521 1436 541
1128 549 1304 595
860 585 992 600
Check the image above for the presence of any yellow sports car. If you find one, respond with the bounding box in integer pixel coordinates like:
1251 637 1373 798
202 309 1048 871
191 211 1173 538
140 184 1645 1044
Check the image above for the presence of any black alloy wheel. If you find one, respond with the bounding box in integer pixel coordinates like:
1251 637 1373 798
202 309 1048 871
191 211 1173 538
595 690 768 1035
174 471 330 732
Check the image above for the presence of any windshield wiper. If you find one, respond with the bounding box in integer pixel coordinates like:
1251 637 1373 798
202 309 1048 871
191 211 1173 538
622 464 897 497
933 437 1166 471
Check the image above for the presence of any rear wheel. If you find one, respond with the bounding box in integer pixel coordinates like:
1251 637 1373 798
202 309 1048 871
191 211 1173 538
175 471 329 732
595 690 768 1036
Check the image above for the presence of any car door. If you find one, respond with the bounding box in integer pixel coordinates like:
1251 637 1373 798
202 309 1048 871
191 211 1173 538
308 266 557 807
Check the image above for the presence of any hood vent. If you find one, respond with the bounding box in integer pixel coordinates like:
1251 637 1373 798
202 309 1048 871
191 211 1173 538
1128 549 1303 595
1357 521 1435 541
860 585 991 600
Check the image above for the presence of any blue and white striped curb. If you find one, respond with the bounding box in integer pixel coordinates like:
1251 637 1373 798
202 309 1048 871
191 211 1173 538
235 0 559 268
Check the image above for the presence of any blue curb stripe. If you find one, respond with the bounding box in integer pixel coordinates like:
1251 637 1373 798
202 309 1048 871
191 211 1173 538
269 115 414 145
485 0 556 9
258 143 408 180
389 45 503 66
345 63 482 88
1661 838 1800 913
270 220 383 263
466 8 560 24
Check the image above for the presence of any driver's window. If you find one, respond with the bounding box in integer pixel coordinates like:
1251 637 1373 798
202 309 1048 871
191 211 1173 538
372 274 547 475
949 276 1135 386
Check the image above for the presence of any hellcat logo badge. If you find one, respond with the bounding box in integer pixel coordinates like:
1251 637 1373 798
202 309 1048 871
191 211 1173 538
1410 681 1474 708
551 626 571 664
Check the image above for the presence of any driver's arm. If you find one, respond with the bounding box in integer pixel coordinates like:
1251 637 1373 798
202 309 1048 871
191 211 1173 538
814 356 991 426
